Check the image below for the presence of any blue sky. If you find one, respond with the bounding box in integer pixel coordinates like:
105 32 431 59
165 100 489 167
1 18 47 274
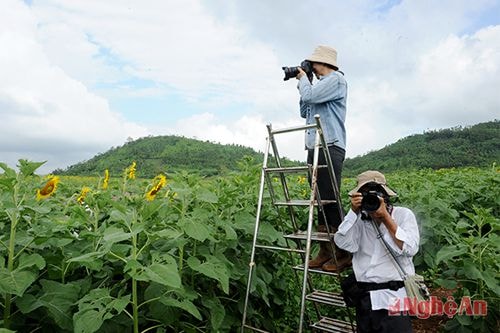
1 0 499 173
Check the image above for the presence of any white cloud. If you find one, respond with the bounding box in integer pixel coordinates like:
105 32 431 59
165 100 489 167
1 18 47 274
0 0 148 172
153 112 307 161
1 0 499 173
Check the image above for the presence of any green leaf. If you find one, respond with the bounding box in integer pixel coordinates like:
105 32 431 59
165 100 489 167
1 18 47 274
0 328 17 333
17 253 46 271
18 159 46 176
481 269 500 296
183 219 211 242
434 278 457 289
155 228 183 239
144 263 181 288
435 245 468 265
202 298 225 330
37 280 81 330
159 298 202 320
197 188 218 203
67 252 105 271
0 268 37 296
187 256 229 294
74 309 103 333
73 288 130 333
0 162 17 178
463 261 483 280
102 226 131 244
16 294 43 313
224 224 238 241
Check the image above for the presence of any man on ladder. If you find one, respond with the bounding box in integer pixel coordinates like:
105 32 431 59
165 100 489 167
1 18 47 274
296 45 351 272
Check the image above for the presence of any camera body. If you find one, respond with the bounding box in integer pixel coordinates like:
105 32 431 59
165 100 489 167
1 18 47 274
360 190 385 220
282 60 314 82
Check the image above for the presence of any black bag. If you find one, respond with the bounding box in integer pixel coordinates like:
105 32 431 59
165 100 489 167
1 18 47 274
340 273 366 307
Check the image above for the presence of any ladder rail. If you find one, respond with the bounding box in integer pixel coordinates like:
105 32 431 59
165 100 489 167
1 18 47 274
241 135 271 333
298 127 323 333
314 117 357 332
266 124 300 232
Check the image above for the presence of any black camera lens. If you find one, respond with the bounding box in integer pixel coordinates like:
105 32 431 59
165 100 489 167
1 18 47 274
361 191 382 213
282 66 300 81
282 60 313 81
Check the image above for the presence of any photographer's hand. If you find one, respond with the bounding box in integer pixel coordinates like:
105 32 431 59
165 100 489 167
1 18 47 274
296 67 306 80
349 193 363 214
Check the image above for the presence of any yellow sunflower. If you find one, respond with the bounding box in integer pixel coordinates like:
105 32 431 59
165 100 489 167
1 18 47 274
36 176 60 200
77 187 91 204
127 162 136 180
146 174 167 201
102 169 109 190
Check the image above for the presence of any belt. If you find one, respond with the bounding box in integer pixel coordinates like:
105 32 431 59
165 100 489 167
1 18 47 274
356 280 404 291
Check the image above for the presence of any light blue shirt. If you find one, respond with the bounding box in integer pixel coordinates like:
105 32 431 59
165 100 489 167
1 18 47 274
298 71 347 150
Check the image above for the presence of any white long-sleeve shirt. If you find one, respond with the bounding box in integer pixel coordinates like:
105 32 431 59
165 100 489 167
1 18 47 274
334 207 420 310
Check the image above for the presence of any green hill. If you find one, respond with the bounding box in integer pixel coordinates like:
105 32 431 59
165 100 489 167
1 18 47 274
55 135 265 178
55 120 499 178
343 120 499 176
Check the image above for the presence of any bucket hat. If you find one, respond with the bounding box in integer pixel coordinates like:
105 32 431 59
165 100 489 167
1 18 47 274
348 170 397 196
306 45 338 69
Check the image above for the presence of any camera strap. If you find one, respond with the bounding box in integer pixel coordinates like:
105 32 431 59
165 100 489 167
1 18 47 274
371 220 407 280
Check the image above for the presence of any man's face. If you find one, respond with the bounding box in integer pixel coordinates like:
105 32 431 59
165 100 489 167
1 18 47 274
312 62 323 78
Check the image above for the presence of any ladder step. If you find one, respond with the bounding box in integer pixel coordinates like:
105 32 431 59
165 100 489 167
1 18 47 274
270 123 317 135
306 290 346 307
292 264 339 277
310 317 356 333
265 166 309 173
274 199 337 206
242 324 270 333
255 244 305 253
284 231 332 242
264 165 327 173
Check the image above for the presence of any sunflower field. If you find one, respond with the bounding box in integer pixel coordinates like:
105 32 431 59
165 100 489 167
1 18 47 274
0 159 498 332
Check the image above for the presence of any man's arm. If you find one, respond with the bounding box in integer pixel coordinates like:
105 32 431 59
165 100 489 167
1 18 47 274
371 199 419 256
334 194 363 253
297 73 343 104
299 99 309 119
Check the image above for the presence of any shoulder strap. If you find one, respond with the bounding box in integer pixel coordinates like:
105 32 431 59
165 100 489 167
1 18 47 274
371 220 407 280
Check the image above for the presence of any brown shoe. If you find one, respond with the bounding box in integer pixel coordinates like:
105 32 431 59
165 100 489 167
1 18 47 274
322 251 352 272
309 241 333 268
308 225 335 268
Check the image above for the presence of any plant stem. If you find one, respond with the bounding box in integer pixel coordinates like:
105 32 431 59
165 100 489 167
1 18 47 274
132 232 139 333
4 183 19 328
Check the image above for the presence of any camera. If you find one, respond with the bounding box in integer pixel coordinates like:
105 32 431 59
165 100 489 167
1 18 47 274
282 60 313 82
360 191 384 220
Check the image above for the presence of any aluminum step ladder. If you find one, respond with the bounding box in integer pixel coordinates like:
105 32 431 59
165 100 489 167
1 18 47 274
241 115 356 333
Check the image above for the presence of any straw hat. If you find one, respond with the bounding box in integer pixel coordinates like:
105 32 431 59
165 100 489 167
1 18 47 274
306 45 338 69
348 170 397 197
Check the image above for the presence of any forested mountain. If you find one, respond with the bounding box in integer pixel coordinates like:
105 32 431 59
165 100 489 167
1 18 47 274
55 136 266 178
55 120 499 178
343 120 499 176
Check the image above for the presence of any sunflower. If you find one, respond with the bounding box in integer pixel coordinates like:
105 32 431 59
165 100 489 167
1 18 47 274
102 169 109 190
145 174 167 201
36 176 60 200
77 187 91 204
127 162 136 180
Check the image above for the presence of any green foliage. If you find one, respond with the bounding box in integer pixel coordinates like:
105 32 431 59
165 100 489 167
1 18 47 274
344 120 500 176
55 135 267 178
0 158 297 332
1 159 498 332
385 167 500 332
